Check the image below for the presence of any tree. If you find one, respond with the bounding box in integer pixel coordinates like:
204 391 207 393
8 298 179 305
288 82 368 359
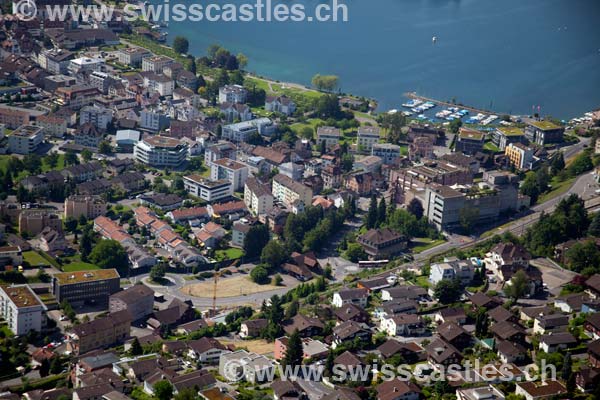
366 195 378 229
300 127 314 139
449 118 462 134
285 300 299 319
153 380 173 400
378 112 406 144
150 263 167 282
23 154 42 174
272 274 283 286
88 240 128 272
172 36 189 54
504 270 528 302
589 212 600 237
474 309 489 338
261 240 286 270
283 330 303 367
237 53 248 69
565 240 600 273
45 152 59 168
243 224 269 258
459 207 479 233
64 217 78 233
81 149 92 162
311 74 339 92
250 265 269 284
319 139 326 155
64 151 79 166
130 337 143 356
98 141 112 154
434 278 462 304
377 198 387 226
561 352 572 381
344 243 367 262
188 57 196 74
550 152 565 176
50 357 62 374
407 198 424 220
568 152 593 177
39 358 50 377
520 172 540 203
174 388 197 400
80 225 94 260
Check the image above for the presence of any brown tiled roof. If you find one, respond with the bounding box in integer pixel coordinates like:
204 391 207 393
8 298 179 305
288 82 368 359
516 380 566 398
376 379 421 400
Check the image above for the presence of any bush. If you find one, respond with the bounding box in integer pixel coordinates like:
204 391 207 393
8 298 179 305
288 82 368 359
250 265 269 284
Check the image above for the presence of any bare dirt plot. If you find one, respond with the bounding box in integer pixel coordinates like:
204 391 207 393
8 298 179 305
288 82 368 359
181 275 282 298
219 338 274 355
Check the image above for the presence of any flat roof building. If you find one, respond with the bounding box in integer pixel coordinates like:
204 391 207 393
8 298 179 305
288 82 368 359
0 285 46 335
52 269 120 306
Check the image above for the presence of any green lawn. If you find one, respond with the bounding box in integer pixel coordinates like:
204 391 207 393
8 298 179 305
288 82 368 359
483 142 501 152
537 176 576 204
215 248 244 261
415 276 431 288
411 238 446 253
62 261 100 272
23 251 50 267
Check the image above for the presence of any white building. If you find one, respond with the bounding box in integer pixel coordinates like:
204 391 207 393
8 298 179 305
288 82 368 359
68 57 104 75
272 174 313 209
144 74 175 97
8 125 44 154
183 175 233 202
210 158 249 191
139 110 170 132
244 178 273 216
0 285 46 335
80 106 112 131
134 135 188 168
357 126 380 152
317 126 341 149
379 314 425 337
218 84 247 104
265 95 296 115
429 260 476 286
221 118 277 142
117 48 150 66
331 288 369 308
372 143 401 164
141 56 173 73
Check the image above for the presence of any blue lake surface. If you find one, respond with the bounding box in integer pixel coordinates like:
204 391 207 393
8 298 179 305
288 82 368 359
166 0 600 118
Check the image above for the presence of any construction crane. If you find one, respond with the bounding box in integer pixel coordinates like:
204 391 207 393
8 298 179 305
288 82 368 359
212 261 237 317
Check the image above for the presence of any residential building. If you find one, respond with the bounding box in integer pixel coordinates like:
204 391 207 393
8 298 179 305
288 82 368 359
139 110 170 132
357 126 380 152
424 171 522 230
0 246 23 267
69 310 131 355
492 127 526 151
80 106 112 131
240 319 269 338
332 288 369 308
68 57 104 75
210 158 249 191
109 284 154 321
35 114 67 138
429 259 476 286
380 314 425 337
39 227 68 253
55 85 101 109
456 386 505 400
354 155 383 174
143 73 174 96
183 175 233 202
141 56 173 73
221 118 276 142
455 127 485 155
265 95 296 115
220 103 252 122
372 143 401 164
344 171 372 196
39 48 73 74
218 85 247 104
116 48 150 67
317 126 341 149
19 210 62 235
272 174 313 209
205 142 237 166
357 228 408 259
52 269 121 306
515 380 567 400
134 136 188 168
244 177 273 216
408 136 434 161
525 120 565 145
0 285 46 335
219 350 274 384
8 125 43 154
0 106 30 129
505 142 534 170
74 123 104 148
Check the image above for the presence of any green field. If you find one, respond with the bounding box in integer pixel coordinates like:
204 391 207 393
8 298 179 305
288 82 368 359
411 239 446 254
23 251 49 267
215 248 244 261
537 176 576 204
61 261 100 272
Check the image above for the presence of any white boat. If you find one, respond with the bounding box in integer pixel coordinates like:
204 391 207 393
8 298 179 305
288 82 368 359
432 36 437 43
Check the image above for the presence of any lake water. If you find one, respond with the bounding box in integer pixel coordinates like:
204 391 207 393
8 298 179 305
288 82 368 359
167 0 600 118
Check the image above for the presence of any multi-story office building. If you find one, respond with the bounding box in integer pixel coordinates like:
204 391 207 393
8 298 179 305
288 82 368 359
0 285 46 335
210 158 249 191
134 136 188 168
68 57 104 75
0 246 23 267
38 48 73 74
525 120 565 145
357 126 380 152
272 174 313 209
52 269 121 306
492 127 526 151
8 125 44 154
455 128 485 155
183 175 233 202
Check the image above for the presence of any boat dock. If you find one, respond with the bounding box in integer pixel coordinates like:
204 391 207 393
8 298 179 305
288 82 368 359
404 92 504 117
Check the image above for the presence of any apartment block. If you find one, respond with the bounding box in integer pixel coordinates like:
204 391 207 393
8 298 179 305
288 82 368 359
8 125 44 154
505 142 534 170
244 177 273 216
357 126 380 152
0 285 46 335
210 158 249 191
272 174 313 209
183 175 233 202
317 126 341 149
64 195 106 220
134 136 188 168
